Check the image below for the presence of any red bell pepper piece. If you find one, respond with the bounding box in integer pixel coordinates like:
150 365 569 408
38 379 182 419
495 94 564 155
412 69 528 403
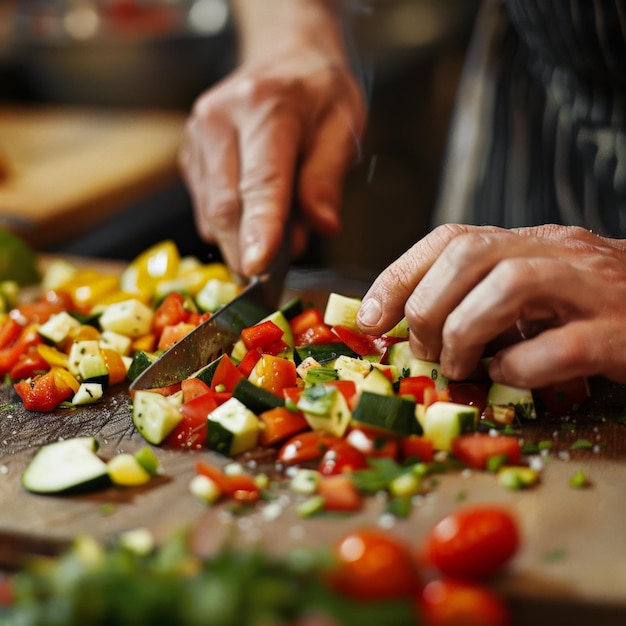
258 406 309 447
398 376 436 404
237 349 262 378
152 292 190 337
14 369 75 412
318 474 362 512
210 355 244 392
241 320 284 351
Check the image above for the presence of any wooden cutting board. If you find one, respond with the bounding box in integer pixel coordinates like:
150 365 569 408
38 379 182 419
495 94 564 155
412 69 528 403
0 267 624 625
0 105 185 248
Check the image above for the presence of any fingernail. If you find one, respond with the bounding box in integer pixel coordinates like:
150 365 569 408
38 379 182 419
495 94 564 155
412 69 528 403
242 241 265 276
358 298 383 327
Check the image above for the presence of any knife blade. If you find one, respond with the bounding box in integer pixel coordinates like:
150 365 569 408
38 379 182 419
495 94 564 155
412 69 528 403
129 221 292 391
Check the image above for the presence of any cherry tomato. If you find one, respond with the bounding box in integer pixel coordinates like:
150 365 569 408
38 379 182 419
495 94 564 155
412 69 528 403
451 434 521 471
419 578 511 626
318 441 369 475
423 506 520 581
537 377 589 415
330 529 420 601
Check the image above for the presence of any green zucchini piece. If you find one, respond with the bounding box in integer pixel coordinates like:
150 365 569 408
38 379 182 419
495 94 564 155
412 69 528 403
420 401 478 452
487 382 537 420
352 391 420 436
22 437 111 495
206 397 260 456
132 390 183 445
388 341 448 389
232 378 284 414
295 342 359 365
126 350 160 382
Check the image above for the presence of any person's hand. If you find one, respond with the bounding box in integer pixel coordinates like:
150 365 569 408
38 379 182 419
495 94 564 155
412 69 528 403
357 224 626 388
180 45 366 277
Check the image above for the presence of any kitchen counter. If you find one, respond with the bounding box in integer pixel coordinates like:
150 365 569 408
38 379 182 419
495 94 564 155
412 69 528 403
0 265 625 625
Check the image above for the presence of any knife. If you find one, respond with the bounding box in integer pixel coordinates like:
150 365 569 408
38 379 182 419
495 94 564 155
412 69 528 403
130 220 292 391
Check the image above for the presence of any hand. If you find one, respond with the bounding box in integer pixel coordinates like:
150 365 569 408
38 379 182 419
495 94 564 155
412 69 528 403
357 224 626 388
180 46 366 277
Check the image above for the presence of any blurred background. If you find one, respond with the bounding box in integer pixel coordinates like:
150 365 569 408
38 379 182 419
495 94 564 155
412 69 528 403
0 0 480 279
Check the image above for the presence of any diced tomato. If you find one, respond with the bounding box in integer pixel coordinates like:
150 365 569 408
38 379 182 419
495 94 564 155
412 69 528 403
181 377 212 403
400 435 434 463
157 322 196 350
210 355 244 392
418 578 511 626
237 349 262 377
283 386 303 410
0 318 22 350
249 354 297 396
294 324 337 346
0 324 43 376
187 311 211 326
152 292 189 337
398 376 436 404
325 379 358 408
10 291 70 325
277 431 343 465
8 347 50 381
289 307 326 336
195 460 231 492
318 474 362 512
345 427 399 460
318 441 369 475
241 320 284 351
14 369 75 412
447 382 489 415
258 406 309 447
451 433 521 471
165 393 216 449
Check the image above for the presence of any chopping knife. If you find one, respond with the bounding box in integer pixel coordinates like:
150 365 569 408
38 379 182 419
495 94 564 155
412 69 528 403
130 221 292 391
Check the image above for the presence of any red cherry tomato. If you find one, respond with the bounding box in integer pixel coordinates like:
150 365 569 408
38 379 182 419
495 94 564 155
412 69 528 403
423 506 520 581
330 529 420 601
419 578 511 626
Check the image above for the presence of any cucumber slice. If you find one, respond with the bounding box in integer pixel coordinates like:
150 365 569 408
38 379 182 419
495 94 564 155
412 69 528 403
132 390 183 445
22 437 110 494
487 382 536 420
420 401 478 452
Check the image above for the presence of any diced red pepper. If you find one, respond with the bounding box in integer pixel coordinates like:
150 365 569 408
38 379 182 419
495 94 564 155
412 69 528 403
181 377 212 403
400 435 434 463
241 320 284 351
157 322 197 350
258 406 309 447
195 461 260 502
152 292 190 337
9 347 50 381
318 441 369 476
210 355 244 392
249 354 297 396
294 324 336 346
451 433 522 470
0 318 22 350
165 393 216 449
318 474 362 512
14 369 75 412
237 349 262 378
345 427 400 461
325 379 358 408
398 376 436 404
332 325 403 358
289 307 326 336
277 431 342 465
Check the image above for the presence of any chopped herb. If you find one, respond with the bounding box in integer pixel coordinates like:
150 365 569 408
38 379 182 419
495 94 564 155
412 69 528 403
385 496 412 518
570 438 594 450
456 489 468 502
543 548 567 562
569 469 590 489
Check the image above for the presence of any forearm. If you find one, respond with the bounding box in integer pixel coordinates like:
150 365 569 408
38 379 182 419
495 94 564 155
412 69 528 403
231 0 352 67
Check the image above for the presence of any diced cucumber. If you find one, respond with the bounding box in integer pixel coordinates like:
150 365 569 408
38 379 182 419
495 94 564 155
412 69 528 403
487 382 537 420
352 391 419 436
21 437 110 494
280 296 304 321
334 354 372 383
132 390 183 445
71 382 104 405
99 330 132 356
295 342 359 365
385 317 410 339
323 292 362 331
359 367 394 396
38 311 81 345
99 299 154 338
297 384 352 437
195 278 240 313
134 446 161 476
420 401 478 452
232 378 284 414
189 474 222 504
388 341 448 389
67 340 109 385
206 397 260 456
127 350 160 382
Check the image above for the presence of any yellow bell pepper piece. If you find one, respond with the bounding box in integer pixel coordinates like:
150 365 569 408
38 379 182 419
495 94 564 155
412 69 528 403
38 344 70 370
120 240 180 297
59 270 120 309
49 366 80 394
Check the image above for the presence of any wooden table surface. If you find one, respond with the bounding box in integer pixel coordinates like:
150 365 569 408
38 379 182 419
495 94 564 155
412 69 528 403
0 266 625 626
0 105 186 248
